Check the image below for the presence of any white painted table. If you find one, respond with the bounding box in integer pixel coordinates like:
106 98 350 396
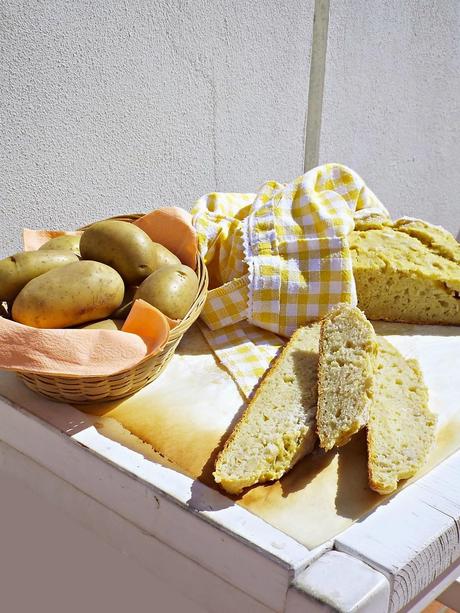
1 377 460 613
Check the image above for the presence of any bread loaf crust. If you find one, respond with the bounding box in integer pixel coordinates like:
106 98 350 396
351 221 460 325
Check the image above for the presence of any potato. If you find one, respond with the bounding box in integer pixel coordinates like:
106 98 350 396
39 235 81 256
80 221 157 285
12 261 124 328
151 243 181 270
0 250 79 302
79 319 124 331
135 264 198 319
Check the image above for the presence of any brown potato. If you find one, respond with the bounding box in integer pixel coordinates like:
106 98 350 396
150 243 181 270
0 250 79 302
135 264 198 319
80 220 156 285
39 235 81 256
12 260 124 328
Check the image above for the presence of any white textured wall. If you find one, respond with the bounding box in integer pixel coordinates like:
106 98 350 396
0 0 313 257
1 1 459 249
319 0 460 236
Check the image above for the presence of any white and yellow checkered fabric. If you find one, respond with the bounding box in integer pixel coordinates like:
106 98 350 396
198 320 283 398
192 163 389 397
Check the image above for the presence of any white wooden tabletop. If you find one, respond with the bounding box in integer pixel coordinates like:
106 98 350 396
0 374 459 613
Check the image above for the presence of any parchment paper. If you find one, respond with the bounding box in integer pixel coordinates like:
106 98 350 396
77 322 460 548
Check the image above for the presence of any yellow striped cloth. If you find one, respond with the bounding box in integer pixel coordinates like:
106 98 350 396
192 163 389 398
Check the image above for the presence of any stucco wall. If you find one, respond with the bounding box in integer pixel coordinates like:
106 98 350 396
1 0 459 257
319 0 460 235
0 0 313 256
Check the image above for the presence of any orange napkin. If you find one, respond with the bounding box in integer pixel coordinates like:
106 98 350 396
0 300 169 376
134 207 197 268
22 229 83 251
1 208 198 377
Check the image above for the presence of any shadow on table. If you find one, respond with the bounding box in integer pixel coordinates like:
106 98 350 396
277 448 334 496
334 430 384 519
258 430 383 522
186 398 249 512
373 321 460 337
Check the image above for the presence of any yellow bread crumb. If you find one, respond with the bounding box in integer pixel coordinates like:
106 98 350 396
317 304 377 451
368 337 437 494
350 221 460 324
213 323 320 495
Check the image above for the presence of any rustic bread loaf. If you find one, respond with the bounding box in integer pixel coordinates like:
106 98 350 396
350 220 460 325
213 323 320 495
316 305 377 451
392 218 460 265
368 337 437 494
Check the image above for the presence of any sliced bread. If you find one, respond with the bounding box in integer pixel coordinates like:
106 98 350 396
316 304 377 451
368 337 437 494
213 323 320 495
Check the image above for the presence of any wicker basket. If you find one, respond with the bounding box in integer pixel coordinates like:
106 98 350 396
17 214 208 404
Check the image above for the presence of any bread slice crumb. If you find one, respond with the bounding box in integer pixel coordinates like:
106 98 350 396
317 304 377 451
368 337 437 494
213 323 320 495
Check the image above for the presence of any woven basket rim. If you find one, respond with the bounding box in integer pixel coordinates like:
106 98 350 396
14 212 208 382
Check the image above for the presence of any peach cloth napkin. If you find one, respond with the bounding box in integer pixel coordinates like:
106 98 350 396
0 310 166 376
0 208 197 377
22 229 83 251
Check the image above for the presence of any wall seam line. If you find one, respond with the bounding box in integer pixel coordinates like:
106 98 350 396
304 0 330 172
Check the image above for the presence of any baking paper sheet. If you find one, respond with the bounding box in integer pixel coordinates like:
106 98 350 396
78 322 460 549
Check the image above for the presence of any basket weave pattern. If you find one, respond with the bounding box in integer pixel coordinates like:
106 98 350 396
17 214 208 403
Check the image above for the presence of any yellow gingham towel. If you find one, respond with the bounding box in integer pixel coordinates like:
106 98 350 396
192 163 389 397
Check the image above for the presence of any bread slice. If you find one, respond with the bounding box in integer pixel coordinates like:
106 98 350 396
213 323 320 495
368 337 437 494
316 304 377 451
350 221 460 325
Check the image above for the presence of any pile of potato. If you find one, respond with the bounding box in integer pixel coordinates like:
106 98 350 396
0 220 199 330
